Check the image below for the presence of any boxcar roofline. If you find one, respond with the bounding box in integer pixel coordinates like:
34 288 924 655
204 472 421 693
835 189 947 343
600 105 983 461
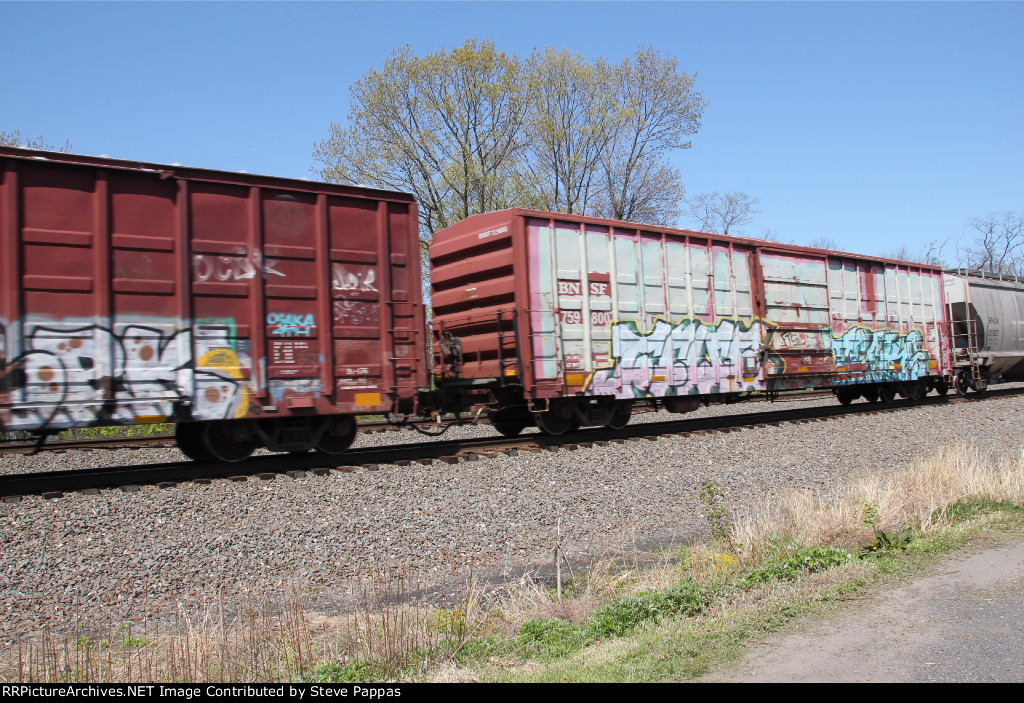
450 208 945 274
0 146 417 204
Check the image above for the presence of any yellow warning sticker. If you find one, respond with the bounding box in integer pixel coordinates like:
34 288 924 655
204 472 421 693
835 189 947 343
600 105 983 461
355 393 382 407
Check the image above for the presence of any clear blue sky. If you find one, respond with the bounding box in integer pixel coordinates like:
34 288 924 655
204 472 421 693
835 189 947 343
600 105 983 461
3 1 1022 261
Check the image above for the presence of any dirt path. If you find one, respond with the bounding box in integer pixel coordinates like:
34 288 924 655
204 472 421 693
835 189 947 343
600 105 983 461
714 536 1024 682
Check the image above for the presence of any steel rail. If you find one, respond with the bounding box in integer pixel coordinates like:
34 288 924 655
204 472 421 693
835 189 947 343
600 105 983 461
0 391 832 455
2 387 1019 501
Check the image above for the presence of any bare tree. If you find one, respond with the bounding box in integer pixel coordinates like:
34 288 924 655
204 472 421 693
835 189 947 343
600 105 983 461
683 190 760 235
759 227 794 244
955 212 1024 276
808 235 839 250
592 157 685 225
882 238 949 266
0 129 71 152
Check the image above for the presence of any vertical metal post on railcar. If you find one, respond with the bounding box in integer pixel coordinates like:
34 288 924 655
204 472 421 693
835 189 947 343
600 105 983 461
376 201 395 408
0 160 20 414
92 171 114 409
314 194 334 405
247 186 267 403
175 178 194 413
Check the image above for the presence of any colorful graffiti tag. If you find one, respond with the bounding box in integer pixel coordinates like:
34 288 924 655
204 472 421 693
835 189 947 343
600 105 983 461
587 318 764 398
827 326 930 383
584 316 935 399
0 320 251 430
267 312 316 338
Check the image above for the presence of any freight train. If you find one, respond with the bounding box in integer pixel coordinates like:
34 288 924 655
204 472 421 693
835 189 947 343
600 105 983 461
2 147 1022 461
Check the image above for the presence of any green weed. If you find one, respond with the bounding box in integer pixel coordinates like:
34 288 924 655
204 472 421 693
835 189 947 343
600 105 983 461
514 619 585 660
741 545 851 586
585 581 710 640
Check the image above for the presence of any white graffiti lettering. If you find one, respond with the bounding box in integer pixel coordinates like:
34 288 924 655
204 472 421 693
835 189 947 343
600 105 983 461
0 322 249 430
192 249 284 283
332 264 378 294
333 300 380 327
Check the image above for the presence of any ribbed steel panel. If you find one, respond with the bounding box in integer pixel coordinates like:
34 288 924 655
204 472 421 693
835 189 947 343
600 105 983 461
0 147 425 432
431 209 951 402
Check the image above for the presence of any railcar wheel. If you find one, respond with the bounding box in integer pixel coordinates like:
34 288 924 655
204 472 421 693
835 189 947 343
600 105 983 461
878 383 897 403
315 417 360 456
491 421 527 437
861 386 879 403
932 381 949 396
953 371 971 396
900 380 925 401
316 415 357 455
534 412 574 436
176 423 211 462
969 375 988 394
835 387 858 406
201 421 257 463
606 401 632 430
489 408 530 438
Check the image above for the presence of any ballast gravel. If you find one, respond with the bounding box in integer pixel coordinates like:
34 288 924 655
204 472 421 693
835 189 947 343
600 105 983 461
2 389 1023 640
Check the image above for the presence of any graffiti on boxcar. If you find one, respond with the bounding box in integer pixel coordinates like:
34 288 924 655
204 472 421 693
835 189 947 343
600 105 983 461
268 378 321 404
0 321 251 430
267 312 316 337
192 249 284 283
828 326 929 382
195 347 250 420
333 300 380 326
587 318 764 398
332 264 378 294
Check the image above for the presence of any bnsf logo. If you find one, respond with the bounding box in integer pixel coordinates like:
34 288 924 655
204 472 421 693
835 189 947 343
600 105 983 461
557 281 610 296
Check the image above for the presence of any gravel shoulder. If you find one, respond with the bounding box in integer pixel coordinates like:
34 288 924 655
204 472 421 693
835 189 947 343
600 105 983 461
714 533 1024 683
2 388 1023 643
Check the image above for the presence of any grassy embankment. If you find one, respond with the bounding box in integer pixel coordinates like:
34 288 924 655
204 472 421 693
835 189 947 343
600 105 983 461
2 441 1022 683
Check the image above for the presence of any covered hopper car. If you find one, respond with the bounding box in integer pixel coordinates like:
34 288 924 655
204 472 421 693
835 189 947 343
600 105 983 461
0 147 427 461
943 269 1024 392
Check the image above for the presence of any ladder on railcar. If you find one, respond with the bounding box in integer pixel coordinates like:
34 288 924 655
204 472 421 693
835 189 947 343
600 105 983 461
495 309 523 387
947 270 986 390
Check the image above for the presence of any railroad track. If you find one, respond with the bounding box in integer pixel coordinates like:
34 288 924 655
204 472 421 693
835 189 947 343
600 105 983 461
2 386 1019 502
0 391 829 455
0 416 425 456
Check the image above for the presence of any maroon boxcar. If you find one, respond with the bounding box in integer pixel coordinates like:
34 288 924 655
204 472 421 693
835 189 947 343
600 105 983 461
0 147 426 460
430 209 952 436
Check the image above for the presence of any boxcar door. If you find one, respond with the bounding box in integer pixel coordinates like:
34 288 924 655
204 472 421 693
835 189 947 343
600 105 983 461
758 250 835 389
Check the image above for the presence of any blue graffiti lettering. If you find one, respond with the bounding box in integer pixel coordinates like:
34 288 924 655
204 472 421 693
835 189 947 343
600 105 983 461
267 313 316 338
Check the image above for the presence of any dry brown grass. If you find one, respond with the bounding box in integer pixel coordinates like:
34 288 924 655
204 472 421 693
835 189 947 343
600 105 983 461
2 584 325 683
733 441 1024 554
0 572 469 683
